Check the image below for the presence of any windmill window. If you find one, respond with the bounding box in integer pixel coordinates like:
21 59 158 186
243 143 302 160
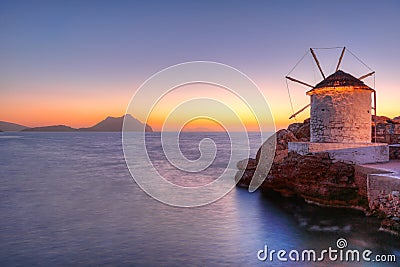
321 108 325 111
367 110 370 113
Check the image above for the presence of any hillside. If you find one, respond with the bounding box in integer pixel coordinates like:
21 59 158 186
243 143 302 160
0 121 28 131
79 114 152 132
22 125 76 132
1 115 152 132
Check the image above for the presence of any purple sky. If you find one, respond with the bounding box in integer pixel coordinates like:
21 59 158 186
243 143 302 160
1 0 399 128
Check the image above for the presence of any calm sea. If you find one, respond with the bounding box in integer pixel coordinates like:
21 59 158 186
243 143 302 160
0 132 399 266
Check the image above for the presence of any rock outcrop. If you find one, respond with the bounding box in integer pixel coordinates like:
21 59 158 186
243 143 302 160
238 151 363 207
237 115 399 194
236 115 400 234
370 191 400 235
260 152 364 207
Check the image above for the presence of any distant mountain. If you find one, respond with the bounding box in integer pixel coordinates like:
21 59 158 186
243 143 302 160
0 115 152 132
22 125 76 132
79 114 152 132
0 121 28 131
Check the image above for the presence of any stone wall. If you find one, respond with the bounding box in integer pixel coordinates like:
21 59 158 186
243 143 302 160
288 142 389 164
353 165 392 199
310 88 372 143
368 174 400 206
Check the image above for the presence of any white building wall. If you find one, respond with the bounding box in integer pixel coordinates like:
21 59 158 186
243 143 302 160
310 88 372 143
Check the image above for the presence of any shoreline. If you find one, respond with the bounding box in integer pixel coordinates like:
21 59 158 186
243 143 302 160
236 116 400 236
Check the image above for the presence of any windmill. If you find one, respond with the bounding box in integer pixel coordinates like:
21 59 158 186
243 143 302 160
285 47 377 143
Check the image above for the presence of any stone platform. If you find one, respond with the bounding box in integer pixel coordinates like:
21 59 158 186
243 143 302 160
288 142 389 164
356 160 400 234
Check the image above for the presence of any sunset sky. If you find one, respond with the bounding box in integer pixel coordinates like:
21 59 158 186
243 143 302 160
1 0 399 131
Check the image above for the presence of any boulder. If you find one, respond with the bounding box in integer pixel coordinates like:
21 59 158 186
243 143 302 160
255 134 276 176
253 129 296 175
287 123 303 134
236 158 257 170
294 123 310 140
286 119 311 141
274 149 288 164
275 129 298 150
235 169 255 188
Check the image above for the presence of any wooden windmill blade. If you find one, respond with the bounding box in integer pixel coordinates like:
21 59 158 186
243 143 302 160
310 48 325 79
335 47 346 72
359 71 375 80
288 104 310 119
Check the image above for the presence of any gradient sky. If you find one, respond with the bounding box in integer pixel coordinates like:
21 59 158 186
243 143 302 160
1 0 399 131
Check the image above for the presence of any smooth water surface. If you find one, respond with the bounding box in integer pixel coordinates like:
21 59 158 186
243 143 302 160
0 132 399 266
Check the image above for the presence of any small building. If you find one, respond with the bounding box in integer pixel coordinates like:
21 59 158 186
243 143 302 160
287 63 389 164
307 70 374 143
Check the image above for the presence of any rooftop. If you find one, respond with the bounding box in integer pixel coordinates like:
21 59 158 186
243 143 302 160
307 70 374 95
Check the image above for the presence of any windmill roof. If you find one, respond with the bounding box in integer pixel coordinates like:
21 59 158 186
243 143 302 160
307 70 373 94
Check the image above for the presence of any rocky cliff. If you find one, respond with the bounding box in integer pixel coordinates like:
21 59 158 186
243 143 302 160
236 115 400 234
236 118 366 209
236 116 400 193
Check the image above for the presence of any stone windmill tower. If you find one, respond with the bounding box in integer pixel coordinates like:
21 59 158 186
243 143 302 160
286 47 388 164
307 69 375 143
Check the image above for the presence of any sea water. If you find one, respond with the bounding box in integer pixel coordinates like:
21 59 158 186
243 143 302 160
0 132 399 266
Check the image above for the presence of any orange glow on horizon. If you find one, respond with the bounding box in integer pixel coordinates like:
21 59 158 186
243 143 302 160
0 83 131 128
1 79 398 132
142 83 276 132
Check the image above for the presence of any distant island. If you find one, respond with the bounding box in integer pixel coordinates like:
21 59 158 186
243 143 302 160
79 114 152 132
0 121 28 132
0 114 153 132
22 125 76 132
